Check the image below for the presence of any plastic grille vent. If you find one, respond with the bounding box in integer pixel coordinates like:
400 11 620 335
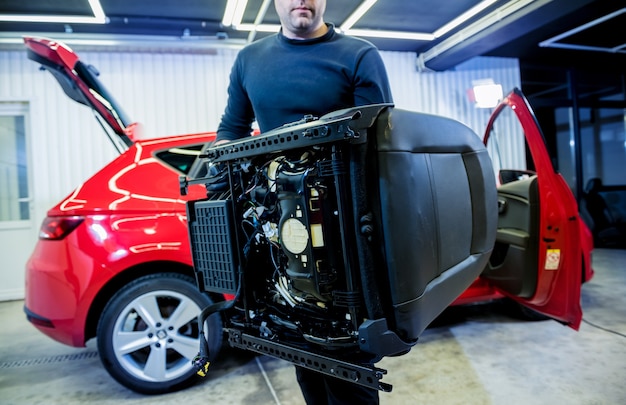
189 200 238 294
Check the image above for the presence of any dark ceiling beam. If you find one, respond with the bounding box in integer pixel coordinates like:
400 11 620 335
418 0 597 71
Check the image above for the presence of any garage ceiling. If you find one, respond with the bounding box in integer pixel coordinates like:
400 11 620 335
1 0 623 72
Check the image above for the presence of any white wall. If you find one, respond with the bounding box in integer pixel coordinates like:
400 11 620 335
380 51 521 132
0 45 520 300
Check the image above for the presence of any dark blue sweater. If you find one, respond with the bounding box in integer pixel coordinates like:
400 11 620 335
216 24 393 141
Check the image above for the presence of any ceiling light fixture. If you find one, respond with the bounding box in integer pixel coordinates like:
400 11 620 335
236 24 279 33
231 0 500 45
247 0 273 42
433 0 499 38
339 0 378 31
222 0 249 27
343 29 434 41
417 0 540 69
0 0 106 24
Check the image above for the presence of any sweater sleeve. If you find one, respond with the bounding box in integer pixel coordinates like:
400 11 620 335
216 57 256 142
353 47 394 106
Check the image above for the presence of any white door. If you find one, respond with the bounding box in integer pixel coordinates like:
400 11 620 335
0 102 35 301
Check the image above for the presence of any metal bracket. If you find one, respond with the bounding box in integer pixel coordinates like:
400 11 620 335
226 328 392 392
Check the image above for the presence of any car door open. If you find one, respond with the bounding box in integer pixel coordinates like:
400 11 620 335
481 88 585 330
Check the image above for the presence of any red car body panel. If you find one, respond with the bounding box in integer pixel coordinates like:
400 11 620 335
25 132 215 346
452 278 504 306
23 36 592 349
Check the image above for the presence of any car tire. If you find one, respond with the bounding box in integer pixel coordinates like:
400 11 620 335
97 273 223 394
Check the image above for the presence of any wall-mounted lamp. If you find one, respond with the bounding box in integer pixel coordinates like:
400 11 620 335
468 80 503 109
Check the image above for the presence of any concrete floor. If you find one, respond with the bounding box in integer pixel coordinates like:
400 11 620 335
1 248 625 405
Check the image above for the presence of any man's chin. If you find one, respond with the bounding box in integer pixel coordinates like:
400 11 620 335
292 17 313 28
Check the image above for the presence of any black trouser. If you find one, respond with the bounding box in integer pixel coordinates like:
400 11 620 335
295 366 379 405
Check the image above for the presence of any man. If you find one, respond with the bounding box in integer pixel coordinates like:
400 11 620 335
216 0 392 143
216 1 393 403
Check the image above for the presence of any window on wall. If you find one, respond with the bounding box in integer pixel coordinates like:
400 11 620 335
0 103 30 223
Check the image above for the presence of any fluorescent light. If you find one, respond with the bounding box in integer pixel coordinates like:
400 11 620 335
232 0 248 26
236 24 280 33
222 0 238 26
233 24 433 42
0 0 106 24
0 33 248 52
418 0 538 67
434 0 499 38
223 0 248 27
246 0 273 42
0 0 498 47
344 29 434 41
88 0 106 22
340 0 378 31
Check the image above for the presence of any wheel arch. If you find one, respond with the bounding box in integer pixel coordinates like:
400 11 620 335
84 261 220 343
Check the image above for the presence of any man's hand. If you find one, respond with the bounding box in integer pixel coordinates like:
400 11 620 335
205 162 228 192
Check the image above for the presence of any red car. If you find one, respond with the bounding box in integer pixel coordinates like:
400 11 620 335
23 37 593 394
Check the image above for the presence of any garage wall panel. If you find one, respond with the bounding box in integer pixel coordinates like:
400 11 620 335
74 49 240 139
0 48 240 241
381 52 521 129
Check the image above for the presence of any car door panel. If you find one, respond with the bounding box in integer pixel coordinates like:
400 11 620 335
481 88 587 330
486 176 539 299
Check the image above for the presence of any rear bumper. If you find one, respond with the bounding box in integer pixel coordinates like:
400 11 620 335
24 239 92 347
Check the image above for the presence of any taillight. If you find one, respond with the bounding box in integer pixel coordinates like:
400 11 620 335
39 216 84 240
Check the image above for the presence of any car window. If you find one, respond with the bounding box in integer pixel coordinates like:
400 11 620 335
154 144 204 175
485 106 535 185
